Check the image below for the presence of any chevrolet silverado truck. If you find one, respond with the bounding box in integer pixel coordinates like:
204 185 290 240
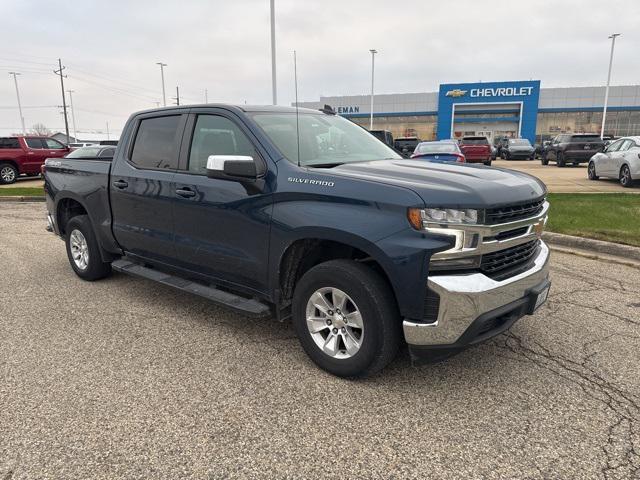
44 105 550 377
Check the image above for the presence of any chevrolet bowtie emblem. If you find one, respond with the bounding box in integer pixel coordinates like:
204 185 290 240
445 89 468 98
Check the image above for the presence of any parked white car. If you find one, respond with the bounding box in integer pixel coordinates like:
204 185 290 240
588 136 640 188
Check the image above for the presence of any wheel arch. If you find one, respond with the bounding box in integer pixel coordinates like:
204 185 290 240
276 231 400 313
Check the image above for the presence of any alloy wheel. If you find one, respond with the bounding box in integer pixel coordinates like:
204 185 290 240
0 166 16 183
305 287 364 359
69 229 90 270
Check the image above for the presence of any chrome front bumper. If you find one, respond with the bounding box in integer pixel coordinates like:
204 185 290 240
403 241 550 346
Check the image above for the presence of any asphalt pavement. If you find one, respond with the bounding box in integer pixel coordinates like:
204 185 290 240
1 203 639 479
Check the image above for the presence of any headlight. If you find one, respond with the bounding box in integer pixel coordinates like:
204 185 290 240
407 207 480 229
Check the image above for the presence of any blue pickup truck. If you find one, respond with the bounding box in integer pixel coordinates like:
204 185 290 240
44 104 550 377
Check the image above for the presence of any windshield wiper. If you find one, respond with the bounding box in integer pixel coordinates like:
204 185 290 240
307 162 345 168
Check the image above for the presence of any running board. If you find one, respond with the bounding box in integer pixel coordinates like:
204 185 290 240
112 258 271 318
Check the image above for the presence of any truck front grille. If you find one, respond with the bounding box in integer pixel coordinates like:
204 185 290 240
480 240 540 279
485 198 545 225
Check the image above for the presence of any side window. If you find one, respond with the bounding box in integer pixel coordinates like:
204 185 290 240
188 115 256 175
606 139 623 152
618 140 633 152
25 138 45 149
0 138 20 149
44 138 66 149
130 115 182 170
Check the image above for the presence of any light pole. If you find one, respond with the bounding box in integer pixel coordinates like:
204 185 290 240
369 49 377 130
601 33 621 139
8 72 26 135
67 89 77 141
156 62 167 107
270 0 277 105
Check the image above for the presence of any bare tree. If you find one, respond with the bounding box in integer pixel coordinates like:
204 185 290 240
30 123 51 136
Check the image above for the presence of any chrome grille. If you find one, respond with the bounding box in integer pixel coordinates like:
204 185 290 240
485 199 545 225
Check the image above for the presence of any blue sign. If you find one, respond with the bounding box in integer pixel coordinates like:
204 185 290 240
437 80 541 142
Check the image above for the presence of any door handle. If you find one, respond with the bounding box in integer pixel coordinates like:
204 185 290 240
112 180 128 189
176 188 196 198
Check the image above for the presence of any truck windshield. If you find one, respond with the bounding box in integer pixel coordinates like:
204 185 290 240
250 112 401 167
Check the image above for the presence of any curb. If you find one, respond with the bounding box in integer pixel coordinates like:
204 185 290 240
543 231 640 263
0 196 45 202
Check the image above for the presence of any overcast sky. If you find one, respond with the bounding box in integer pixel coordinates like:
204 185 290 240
0 0 637 138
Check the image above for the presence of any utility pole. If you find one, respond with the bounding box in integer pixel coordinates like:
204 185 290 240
67 89 77 141
270 0 277 104
8 72 26 135
601 33 621 139
205 88 208 103
156 62 167 107
174 86 180 106
54 59 70 144
369 49 377 130
106 122 110 140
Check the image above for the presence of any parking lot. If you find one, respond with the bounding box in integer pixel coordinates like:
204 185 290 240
1 202 639 479
492 159 637 193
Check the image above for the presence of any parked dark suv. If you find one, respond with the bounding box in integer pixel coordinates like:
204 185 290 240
394 137 421 157
542 133 605 167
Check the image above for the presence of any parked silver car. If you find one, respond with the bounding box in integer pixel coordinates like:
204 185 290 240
587 136 640 188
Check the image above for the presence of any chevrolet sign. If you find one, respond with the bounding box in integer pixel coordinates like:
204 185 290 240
470 86 534 97
445 89 468 98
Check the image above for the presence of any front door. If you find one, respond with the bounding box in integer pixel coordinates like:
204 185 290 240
171 111 273 294
110 112 188 263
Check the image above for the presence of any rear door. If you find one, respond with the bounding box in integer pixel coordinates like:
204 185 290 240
171 109 273 293
22 138 49 173
613 139 634 175
600 139 624 175
110 111 188 263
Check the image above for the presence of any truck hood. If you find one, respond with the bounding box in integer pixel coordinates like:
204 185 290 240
330 159 546 207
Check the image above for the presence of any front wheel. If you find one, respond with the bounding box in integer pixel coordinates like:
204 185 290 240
0 163 18 184
65 215 112 281
541 154 549 166
484 160 492 166
587 161 599 180
557 152 566 167
620 165 635 188
292 259 400 378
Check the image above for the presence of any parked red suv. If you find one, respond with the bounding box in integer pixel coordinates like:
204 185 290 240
0 136 70 184
458 136 492 166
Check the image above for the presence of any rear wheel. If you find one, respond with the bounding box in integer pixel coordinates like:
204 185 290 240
587 161 599 180
620 165 635 188
541 153 549 166
0 163 18 184
65 215 112 281
292 259 400 378
484 160 492 166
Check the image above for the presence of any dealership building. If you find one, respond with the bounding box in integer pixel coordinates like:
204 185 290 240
297 80 640 143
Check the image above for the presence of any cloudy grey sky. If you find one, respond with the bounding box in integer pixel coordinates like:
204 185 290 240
0 0 637 138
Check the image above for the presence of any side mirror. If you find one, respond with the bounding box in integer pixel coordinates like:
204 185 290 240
206 155 257 180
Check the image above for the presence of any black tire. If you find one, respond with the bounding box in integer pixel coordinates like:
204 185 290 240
64 215 112 281
0 163 18 184
484 160 492 166
503 151 510 160
292 259 401 378
541 154 549 166
587 161 599 180
557 151 565 167
620 165 635 188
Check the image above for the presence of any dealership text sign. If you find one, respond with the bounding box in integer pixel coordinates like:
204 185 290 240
470 86 534 97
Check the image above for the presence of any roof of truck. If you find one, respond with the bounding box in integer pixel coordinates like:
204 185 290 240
134 104 324 116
